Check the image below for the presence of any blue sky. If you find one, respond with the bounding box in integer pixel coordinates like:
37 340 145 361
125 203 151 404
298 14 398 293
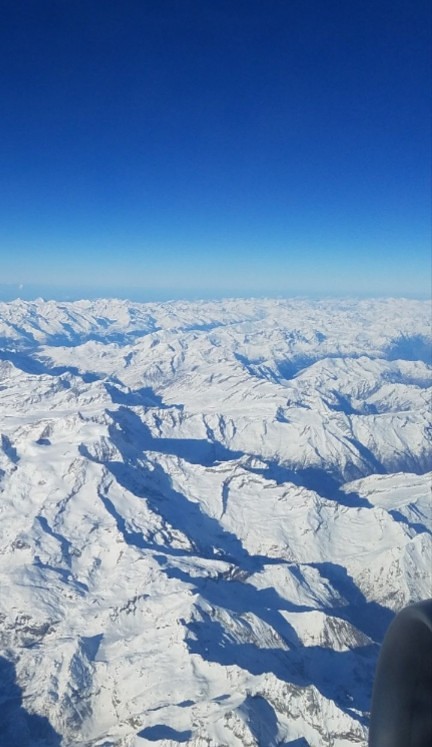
0 0 430 300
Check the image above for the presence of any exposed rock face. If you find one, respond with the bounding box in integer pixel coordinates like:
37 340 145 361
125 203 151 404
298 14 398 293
0 297 430 746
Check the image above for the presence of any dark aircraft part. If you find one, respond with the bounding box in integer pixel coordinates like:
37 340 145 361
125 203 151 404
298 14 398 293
369 598 432 747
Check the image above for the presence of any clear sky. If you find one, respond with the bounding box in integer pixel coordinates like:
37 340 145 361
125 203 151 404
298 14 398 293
0 0 430 300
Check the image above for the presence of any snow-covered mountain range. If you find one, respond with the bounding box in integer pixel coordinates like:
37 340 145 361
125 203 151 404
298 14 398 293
0 297 431 747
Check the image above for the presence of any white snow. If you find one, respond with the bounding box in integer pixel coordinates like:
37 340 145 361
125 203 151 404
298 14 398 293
0 296 430 747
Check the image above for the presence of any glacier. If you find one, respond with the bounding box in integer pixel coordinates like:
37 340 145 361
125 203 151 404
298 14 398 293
0 296 431 747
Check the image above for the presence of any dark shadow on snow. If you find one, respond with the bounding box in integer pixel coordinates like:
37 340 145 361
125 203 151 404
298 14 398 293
105 384 182 409
32 555 88 595
0 656 62 747
246 461 374 509
35 437 51 446
310 562 394 643
80 634 103 662
388 508 431 536
240 694 279 746
1 434 19 463
165 565 304 647
46 330 151 347
0 318 160 348
108 406 243 467
386 334 432 364
81 408 255 568
137 725 192 742
98 457 255 568
184 610 375 721
83 404 393 725
0 350 99 383
96 489 187 559
163 559 389 723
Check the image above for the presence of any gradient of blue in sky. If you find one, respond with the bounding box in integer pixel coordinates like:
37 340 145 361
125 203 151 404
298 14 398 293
0 0 430 299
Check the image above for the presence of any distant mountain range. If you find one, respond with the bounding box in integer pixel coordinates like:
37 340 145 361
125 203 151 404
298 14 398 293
0 297 430 747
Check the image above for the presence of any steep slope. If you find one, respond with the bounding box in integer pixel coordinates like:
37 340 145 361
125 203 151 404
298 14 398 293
0 297 430 747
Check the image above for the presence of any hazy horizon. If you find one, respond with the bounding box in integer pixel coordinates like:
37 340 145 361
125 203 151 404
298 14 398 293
0 281 430 305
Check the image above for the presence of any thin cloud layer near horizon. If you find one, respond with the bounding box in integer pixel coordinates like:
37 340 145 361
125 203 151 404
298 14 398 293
0 0 430 299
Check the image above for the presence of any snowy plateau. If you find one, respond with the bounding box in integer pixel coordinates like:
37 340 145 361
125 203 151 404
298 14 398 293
0 296 431 747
